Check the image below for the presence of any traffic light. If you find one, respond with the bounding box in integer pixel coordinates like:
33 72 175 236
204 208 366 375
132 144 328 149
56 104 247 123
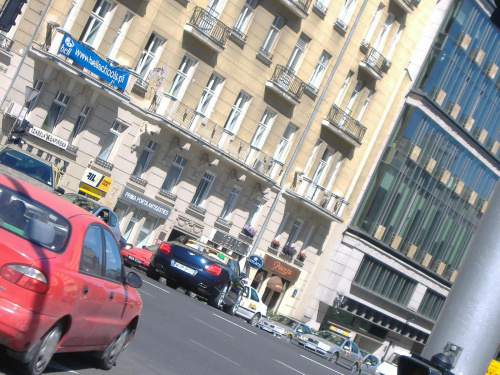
0 0 27 33
398 354 455 375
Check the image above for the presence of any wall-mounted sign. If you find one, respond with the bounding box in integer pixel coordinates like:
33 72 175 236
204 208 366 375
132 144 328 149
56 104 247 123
81 168 112 192
120 187 171 219
212 230 250 255
58 34 130 90
247 255 264 269
263 255 301 282
29 126 68 149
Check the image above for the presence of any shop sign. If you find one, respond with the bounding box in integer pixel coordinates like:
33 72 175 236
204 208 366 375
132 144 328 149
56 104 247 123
263 255 300 282
120 187 171 219
58 34 130 90
29 126 68 149
81 168 112 192
212 230 250 255
247 255 264 269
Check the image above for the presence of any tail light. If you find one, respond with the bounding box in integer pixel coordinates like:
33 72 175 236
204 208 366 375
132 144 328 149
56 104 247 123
205 264 222 276
1 264 48 293
159 243 171 255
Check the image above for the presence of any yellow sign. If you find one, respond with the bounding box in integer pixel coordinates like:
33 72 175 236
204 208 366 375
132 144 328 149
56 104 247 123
79 183 104 199
97 176 112 192
486 360 500 375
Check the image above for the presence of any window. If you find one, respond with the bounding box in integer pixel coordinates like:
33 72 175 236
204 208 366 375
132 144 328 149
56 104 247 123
107 12 133 59
233 0 258 37
41 92 70 133
26 80 43 113
122 207 141 241
220 186 241 219
132 140 157 177
418 290 445 321
334 71 354 107
385 24 404 61
354 256 417 305
315 0 330 12
273 124 297 162
97 121 124 161
80 0 112 47
362 4 383 46
306 147 333 199
337 0 357 28
286 219 303 247
135 213 158 248
206 0 224 16
308 51 330 90
196 73 224 116
61 0 78 30
260 15 285 57
251 109 276 149
167 56 195 99
80 225 103 275
135 33 165 80
161 155 186 192
372 14 395 52
224 92 251 134
287 34 310 72
103 228 122 282
191 171 216 206
70 105 90 142
246 198 262 226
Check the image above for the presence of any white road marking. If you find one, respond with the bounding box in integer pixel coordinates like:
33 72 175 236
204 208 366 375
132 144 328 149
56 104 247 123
274 360 307 374
189 339 241 366
300 355 344 374
212 313 257 335
138 289 154 297
192 317 234 338
142 279 170 293
48 362 79 373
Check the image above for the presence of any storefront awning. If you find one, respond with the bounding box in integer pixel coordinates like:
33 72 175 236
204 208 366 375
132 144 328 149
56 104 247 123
267 276 283 292
78 184 102 199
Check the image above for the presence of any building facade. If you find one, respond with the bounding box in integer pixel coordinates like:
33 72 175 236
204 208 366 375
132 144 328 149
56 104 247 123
300 0 500 356
2 0 496 357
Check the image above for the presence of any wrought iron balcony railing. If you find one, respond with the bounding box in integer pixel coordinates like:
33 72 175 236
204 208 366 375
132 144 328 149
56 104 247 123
326 105 367 144
287 0 312 13
187 6 231 48
0 33 13 52
269 65 305 101
362 47 389 77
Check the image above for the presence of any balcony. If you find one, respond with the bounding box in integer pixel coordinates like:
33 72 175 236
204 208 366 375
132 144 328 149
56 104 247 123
0 33 13 52
288 180 348 221
323 105 367 146
129 174 147 187
266 65 305 106
391 0 416 13
277 0 312 19
163 101 279 181
184 6 231 53
359 48 390 80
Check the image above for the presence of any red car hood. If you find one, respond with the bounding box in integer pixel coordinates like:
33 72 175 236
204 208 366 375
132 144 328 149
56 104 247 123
121 247 154 264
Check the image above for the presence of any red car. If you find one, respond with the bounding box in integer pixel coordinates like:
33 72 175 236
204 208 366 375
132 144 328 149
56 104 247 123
0 173 143 375
120 243 160 280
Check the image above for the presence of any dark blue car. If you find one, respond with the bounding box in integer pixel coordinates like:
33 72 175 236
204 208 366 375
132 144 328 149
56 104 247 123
154 237 246 314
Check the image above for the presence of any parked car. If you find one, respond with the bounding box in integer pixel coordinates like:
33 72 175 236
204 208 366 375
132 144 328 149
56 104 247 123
295 330 363 372
0 144 65 194
360 350 380 374
258 314 312 342
375 348 410 375
153 237 246 313
235 285 268 326
0 174 142 375
121 242 160 280
60 193 121 241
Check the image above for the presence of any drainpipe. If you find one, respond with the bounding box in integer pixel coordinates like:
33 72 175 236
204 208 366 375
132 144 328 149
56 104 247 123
0 0 54 112
245 0 370 270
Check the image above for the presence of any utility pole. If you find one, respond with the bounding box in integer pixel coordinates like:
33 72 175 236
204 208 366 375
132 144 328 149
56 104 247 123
421 184 500 374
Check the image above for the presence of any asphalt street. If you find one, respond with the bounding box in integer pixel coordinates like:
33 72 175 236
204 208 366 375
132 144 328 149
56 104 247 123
0 269 355 375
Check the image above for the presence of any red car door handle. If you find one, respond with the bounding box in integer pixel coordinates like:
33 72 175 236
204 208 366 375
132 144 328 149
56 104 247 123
83 286 89 295
109 292 114 301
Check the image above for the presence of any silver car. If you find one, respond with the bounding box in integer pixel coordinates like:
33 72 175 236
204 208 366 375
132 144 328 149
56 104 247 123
258 314 312 342
359 350 380 374
296 330 363 373
60 193 121 241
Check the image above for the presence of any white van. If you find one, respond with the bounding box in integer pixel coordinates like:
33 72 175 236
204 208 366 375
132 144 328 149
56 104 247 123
376 348 411 375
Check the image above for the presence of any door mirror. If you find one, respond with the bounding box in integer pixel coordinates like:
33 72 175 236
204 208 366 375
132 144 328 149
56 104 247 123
125 271 142 288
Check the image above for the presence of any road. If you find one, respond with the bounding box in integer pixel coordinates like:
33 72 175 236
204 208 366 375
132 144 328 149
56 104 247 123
0 269 355 375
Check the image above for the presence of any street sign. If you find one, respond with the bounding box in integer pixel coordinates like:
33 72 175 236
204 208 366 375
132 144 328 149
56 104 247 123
247 255 264 269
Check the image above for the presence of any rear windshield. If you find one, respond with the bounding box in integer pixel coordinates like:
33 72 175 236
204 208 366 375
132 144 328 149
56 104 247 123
0 185 70 253
185 240 230 266
271 315 300 328
0 149 53 187
317 331 346 345
61 193 100 213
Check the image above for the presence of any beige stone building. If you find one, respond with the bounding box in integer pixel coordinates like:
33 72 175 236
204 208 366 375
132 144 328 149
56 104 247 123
0 0 464 356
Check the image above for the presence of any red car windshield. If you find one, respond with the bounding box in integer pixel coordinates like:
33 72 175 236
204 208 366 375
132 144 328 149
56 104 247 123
0 185 70 253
